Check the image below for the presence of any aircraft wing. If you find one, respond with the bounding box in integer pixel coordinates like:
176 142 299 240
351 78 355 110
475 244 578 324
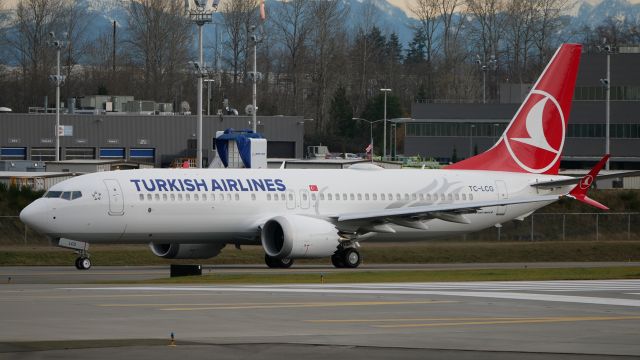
531 170 640 189
333 195 559 227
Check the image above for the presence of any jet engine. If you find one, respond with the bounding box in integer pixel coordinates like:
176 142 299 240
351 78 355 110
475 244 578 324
261 215 340 259
149 243 225 259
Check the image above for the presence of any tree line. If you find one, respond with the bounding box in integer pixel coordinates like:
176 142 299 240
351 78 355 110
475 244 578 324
0 0 639 154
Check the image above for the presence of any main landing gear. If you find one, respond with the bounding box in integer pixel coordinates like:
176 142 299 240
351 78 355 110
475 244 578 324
331 247 362 268
265 254 294 268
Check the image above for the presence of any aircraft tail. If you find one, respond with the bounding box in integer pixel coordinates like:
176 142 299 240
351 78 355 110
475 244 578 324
445 43 582 175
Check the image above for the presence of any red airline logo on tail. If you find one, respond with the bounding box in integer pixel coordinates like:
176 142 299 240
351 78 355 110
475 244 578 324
445 43 581 175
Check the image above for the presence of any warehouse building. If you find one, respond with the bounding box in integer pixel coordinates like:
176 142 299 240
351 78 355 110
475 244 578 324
0 114 305 167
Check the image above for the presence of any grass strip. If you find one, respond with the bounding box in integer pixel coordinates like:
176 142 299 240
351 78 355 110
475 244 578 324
127 266 640 285
2 241 640 266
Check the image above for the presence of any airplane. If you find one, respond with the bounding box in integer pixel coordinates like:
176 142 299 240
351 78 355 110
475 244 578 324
18 43 625 270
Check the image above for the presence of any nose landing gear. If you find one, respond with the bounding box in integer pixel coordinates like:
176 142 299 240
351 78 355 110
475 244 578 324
74 256 91 270
57 238 92 270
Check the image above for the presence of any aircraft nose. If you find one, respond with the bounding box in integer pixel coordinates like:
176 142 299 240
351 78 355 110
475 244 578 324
20 201 51 234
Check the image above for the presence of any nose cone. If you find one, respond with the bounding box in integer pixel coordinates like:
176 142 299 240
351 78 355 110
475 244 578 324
20 201 50 234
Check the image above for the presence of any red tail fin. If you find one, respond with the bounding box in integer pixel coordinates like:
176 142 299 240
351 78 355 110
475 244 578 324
445 43 582 175
566 154 609 210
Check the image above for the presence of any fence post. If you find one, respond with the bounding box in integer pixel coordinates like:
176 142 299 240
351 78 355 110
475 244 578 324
629 214 632 241
531 215 534 241
24 225 27 246
596 214 599 241
562 214 566 241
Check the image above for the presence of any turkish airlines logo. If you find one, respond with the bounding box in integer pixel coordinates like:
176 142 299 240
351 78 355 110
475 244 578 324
504 90 566 174
580 175 594 190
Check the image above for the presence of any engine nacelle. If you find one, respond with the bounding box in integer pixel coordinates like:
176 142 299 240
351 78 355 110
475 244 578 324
261 215 340 259
149 243 224 259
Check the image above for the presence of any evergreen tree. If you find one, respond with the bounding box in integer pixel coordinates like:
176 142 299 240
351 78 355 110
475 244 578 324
386 32 403 64
405 27 426 64
329 85 354 138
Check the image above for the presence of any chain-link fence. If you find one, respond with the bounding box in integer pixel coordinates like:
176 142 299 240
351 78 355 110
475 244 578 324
1 213 639 246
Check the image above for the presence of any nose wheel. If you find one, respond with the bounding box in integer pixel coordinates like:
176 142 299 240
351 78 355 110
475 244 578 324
74 256 91 270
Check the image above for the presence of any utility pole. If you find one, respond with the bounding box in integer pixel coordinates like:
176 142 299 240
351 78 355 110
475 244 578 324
476 54 497 104
250 26 260 133
599 41 613 170
380 88 391 160
48 32 66 162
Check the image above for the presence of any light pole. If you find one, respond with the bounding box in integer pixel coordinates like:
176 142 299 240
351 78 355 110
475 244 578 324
187 0 216 168
249 26 262 133
48 32 66 162
599 42 613 170
353 117 384 162
380 88 391 160
204 78 215 115
476 54 497 104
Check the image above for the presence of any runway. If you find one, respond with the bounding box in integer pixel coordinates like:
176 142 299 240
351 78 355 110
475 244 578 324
1 277 640 359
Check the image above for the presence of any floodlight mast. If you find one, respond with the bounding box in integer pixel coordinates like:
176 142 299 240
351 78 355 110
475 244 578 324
48 32 66 162
187 0 216 168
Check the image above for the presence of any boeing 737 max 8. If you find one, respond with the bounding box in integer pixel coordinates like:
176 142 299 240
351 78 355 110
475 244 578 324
18 44 624 269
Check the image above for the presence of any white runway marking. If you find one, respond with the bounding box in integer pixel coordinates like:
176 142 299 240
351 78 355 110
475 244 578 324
67 280 640 308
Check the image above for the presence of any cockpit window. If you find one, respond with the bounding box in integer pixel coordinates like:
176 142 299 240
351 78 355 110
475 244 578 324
71 191 82 200
44 191 63 198
61 192 72 200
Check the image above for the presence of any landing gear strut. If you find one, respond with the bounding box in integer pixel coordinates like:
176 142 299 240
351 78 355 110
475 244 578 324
332 247 362 268
265 254 294 268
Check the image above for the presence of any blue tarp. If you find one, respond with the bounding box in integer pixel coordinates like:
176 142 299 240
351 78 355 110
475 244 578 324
215 129 262 168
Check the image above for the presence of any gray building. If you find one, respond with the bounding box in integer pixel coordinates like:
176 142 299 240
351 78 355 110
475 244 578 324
0 114 305 167
406 51 640 169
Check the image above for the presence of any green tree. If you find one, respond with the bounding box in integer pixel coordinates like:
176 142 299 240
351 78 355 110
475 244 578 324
405 27 426 64
329 85 354 138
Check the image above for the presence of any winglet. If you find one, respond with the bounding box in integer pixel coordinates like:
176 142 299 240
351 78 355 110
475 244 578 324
566 154 609 210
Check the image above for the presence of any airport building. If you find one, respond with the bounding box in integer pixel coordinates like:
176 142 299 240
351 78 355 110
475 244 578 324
0 114 305 167
405 50 640 170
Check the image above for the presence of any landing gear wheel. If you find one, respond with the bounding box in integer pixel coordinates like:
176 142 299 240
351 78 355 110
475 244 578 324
342 248 361 268
331 253 345 268
265 254 294 268
76 257 91 270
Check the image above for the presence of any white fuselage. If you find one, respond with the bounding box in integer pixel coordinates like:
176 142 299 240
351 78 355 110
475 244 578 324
20 167 571 245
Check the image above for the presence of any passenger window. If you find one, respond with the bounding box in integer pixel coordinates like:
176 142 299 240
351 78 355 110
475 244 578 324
372 193 377 200
163 194 168 201
147 194 152 201
202 194 207 201
320 193 325 200
455 194 459 200
170 194 175 201
440 194 445 200
194 194 199 201
342 194 347 201
388 193 393 200
412 194 417 200
218 194 224 201
365 194 369 201
334 193 339 200
404 194 409 201
71 191 82 200
419 194 424 201
328 193 333 200
462 194 467 200
469 194 474 200
303 193 308 201
139 194 144 201
267 194 272 201
311 194 317 201
185 194 190 201
381 194 385 201
61 192 71 200
396 194 401 201
251 194 256 201
447 194 453 201
235 194 239 201
427 194 431 201
154 194 160 201
288 193 294 201
178 194 183 201
226 194 231 201
350 194 354 201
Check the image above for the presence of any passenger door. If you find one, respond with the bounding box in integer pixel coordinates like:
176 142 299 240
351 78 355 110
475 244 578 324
495 180 508 216
104 179 124 216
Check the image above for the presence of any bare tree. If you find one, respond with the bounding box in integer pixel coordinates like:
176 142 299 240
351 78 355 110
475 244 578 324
504 0 538 83
220 0 257 88
270 0 310 115
125 0 192 101
308 0 347 133
533 0 570 67
409 0 441 99
5 0 69 111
